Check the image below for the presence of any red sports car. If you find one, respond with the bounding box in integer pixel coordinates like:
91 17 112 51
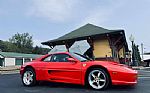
20 52 137 90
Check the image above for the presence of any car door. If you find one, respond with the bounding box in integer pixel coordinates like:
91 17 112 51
43 53 82 84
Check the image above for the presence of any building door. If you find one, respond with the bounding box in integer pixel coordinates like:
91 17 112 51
0 58 4 66
15 58 23 65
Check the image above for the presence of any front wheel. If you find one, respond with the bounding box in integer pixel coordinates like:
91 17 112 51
22 68 36 86
87 68 110 90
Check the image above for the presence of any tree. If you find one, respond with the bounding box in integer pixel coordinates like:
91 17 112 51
135 45 141 65
32 46 42 54
133 44 141 66
9 33 33 53
0 40 5 51
1 33 49 54
32 46 50 54
9 32 33 49
0 40 19 52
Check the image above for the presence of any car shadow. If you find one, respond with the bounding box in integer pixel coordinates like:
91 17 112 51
38 81 85 89
37 81 136 91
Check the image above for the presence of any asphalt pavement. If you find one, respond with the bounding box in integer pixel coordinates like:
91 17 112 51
0 70 150 93
138 70 150 77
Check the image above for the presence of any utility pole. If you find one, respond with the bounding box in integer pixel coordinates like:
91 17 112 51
141 43 144 61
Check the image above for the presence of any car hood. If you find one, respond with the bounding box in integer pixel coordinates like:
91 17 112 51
89 61 137 73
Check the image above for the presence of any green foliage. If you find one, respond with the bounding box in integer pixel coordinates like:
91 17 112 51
32 46 50 55
0 33 49 54
8 32 33 53
9 32 33 48
0 40 19 52
133 44 141 65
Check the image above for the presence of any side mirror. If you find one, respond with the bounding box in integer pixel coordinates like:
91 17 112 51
67 58 77 62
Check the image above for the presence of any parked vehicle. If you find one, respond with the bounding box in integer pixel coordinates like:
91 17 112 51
20 52 137 90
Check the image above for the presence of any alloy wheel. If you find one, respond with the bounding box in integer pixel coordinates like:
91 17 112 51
23 71 34 85
88 70 107 89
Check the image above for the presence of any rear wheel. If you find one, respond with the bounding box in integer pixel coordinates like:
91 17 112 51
22 68 36 86
87 68 110 90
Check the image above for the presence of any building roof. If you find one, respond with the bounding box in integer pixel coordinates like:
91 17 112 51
0 52 43 58
144 52 150 55
142 53 150 61
41 23 124 45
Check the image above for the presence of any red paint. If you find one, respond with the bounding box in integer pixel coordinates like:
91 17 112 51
20 52 137 86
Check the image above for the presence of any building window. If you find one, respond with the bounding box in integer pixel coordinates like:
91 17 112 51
24 58 31 63
15 58 23 65
0 58 4 66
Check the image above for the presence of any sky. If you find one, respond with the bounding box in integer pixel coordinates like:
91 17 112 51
0 0 150 53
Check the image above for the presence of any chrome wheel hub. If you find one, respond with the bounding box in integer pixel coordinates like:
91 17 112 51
88 70 106 89
23 71 34 85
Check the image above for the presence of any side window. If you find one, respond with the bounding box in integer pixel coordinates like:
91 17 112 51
43 55 52 62
51 54 71 62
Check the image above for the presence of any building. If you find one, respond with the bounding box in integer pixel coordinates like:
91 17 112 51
141 53 150 67
0 52 43 67
42 24 129 63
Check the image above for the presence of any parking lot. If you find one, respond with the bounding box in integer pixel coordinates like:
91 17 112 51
0 70 150 93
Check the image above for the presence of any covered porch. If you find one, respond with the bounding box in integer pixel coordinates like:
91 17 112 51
42 24 129 63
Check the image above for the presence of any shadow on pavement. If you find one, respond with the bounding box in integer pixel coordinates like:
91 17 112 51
36 81 136 91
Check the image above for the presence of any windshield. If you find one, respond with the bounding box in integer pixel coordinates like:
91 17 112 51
70 52 90 62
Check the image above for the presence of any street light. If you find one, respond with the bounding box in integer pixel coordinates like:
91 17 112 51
129 34 136 66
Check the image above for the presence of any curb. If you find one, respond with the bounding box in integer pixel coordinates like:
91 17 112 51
0 66 20 71
0 71 19 75
0 69 20 71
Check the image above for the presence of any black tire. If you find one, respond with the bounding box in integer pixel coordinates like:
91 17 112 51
22 68 36 86
85 68 110 90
